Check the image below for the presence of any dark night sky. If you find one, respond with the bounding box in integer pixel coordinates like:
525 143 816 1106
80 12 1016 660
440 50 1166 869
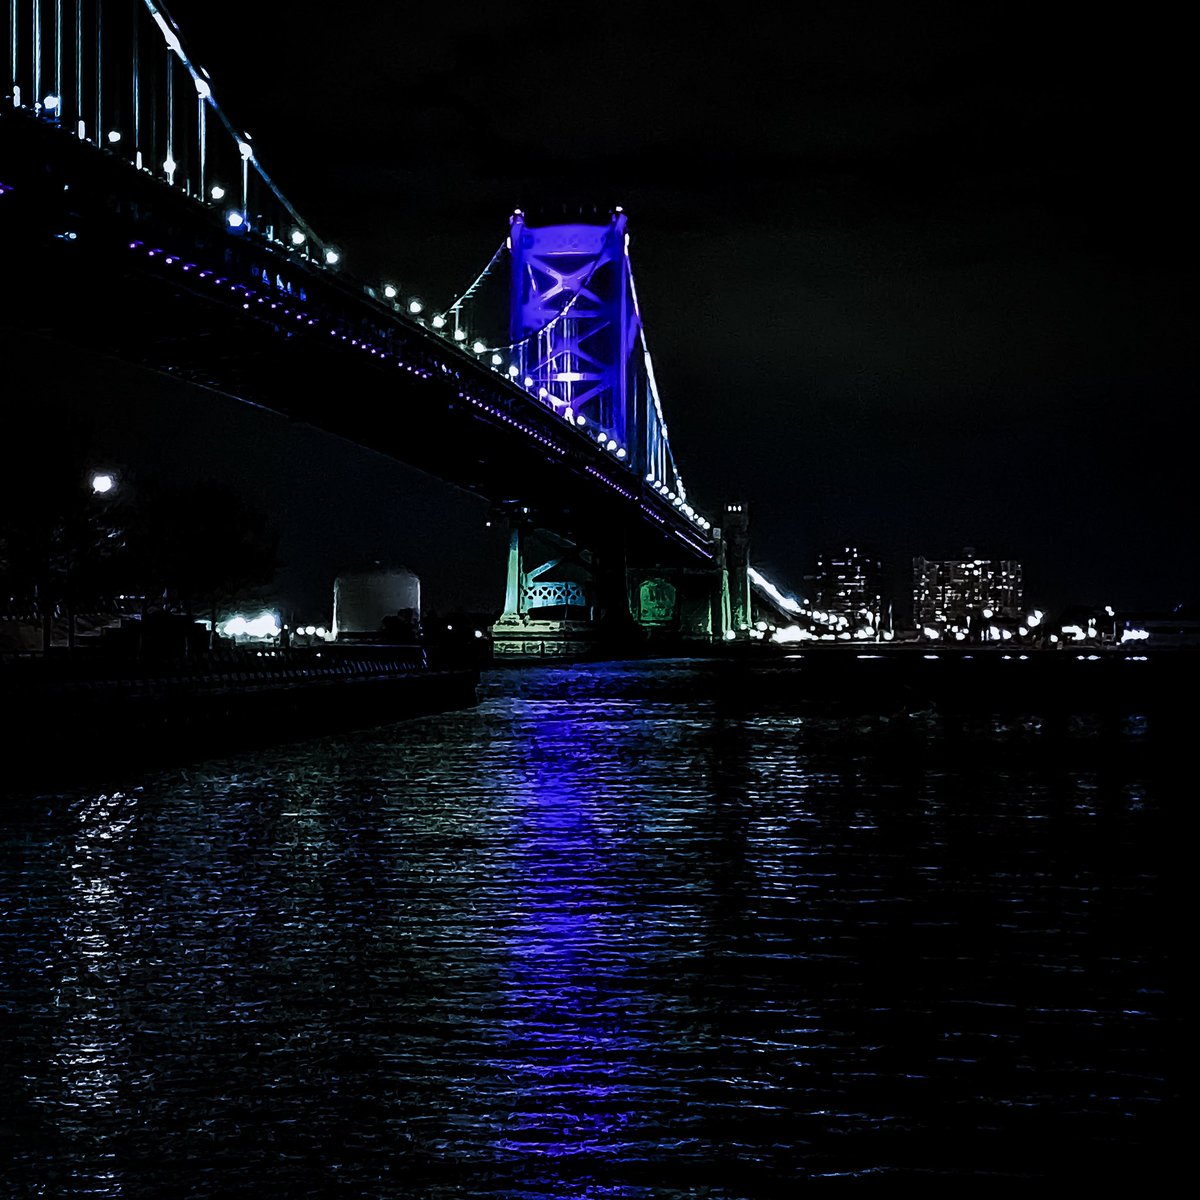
67 3 1198 615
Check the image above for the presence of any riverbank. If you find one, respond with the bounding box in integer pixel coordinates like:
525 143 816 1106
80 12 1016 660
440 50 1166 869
710 643 1193 718
3 643 478 785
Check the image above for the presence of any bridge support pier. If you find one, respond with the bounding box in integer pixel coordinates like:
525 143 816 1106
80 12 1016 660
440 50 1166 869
722 502 753 639
490 523 603 660
628 566 725 644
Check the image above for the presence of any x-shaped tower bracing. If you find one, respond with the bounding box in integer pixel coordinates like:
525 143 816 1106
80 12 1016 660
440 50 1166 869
509 210 682 496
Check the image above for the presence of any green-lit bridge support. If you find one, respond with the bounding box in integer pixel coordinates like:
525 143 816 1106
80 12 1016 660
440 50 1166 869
490 503 755 659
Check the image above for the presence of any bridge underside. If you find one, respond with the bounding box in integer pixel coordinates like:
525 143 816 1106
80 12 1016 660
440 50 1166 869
1 113 715 578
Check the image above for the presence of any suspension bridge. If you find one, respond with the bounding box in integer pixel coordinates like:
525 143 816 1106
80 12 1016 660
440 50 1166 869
1 0 803 655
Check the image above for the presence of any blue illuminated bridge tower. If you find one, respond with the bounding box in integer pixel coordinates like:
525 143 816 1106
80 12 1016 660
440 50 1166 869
490 207 749 655
1 2 801 654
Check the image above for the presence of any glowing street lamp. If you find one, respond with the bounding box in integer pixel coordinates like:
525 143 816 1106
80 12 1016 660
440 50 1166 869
90 472 116 495
408 299 423 315
383 284 398 299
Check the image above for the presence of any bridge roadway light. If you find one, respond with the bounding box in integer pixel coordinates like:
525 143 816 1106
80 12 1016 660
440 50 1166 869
472 340 487 354
210 185 225 200
290 229 306 246
507 365 519 377
107 130 122 144
226 210 246 229
43 94 61 115
431 314 446 329
90 472 116 495
453 328 467 342
383 285 398 300
491 353 503 366
408 299 423 315
324 248 340 265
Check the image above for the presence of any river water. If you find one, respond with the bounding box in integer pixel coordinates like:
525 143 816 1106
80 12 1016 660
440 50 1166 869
0 661 1173 1195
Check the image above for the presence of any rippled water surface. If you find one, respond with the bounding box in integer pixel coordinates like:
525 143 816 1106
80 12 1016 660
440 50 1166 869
1 662 1173 1195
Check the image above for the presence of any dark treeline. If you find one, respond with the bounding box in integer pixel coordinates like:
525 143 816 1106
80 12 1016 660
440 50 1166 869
0 418 279 649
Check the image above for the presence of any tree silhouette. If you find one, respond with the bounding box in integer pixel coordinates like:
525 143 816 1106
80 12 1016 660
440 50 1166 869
128 480 281 644
0 425 128 648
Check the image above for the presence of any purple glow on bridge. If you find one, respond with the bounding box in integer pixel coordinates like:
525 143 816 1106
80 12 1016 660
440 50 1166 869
509 212 638 459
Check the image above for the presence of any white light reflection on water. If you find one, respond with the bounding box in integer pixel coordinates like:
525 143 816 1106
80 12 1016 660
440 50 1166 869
52 790 140 1197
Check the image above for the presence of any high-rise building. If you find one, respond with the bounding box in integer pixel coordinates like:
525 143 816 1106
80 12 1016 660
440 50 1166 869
812 546 885 635
912 549 1022 633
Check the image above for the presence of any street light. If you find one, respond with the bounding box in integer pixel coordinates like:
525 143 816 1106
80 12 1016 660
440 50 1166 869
90 472 116 495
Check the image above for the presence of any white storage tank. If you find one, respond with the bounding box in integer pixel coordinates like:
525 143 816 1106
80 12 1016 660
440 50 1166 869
333 567 421 641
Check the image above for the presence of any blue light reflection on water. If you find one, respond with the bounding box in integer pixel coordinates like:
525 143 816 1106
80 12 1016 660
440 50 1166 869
495 701 647 1162
0 661 1174 1196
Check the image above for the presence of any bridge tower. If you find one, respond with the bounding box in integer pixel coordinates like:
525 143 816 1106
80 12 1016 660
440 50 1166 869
491 210 648 658
722 501 753 638
492 208 727 657
508 209 642 467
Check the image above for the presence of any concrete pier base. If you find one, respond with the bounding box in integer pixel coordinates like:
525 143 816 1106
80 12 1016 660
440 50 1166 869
490 613 599 660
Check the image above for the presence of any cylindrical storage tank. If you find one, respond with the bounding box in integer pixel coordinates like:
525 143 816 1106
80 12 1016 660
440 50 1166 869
333 567 421 641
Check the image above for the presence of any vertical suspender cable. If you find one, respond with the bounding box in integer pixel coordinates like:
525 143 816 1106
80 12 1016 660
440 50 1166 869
8 0 17 102
74 0 81 130
197 90 205 197
163 42 172 180
32 0 40 107
132 2 140 159
53 0 61 99
93 0 101 146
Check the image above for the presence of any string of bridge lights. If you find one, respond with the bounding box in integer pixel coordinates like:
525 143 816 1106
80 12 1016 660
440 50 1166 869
140 3 340 264
18 2 341 259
